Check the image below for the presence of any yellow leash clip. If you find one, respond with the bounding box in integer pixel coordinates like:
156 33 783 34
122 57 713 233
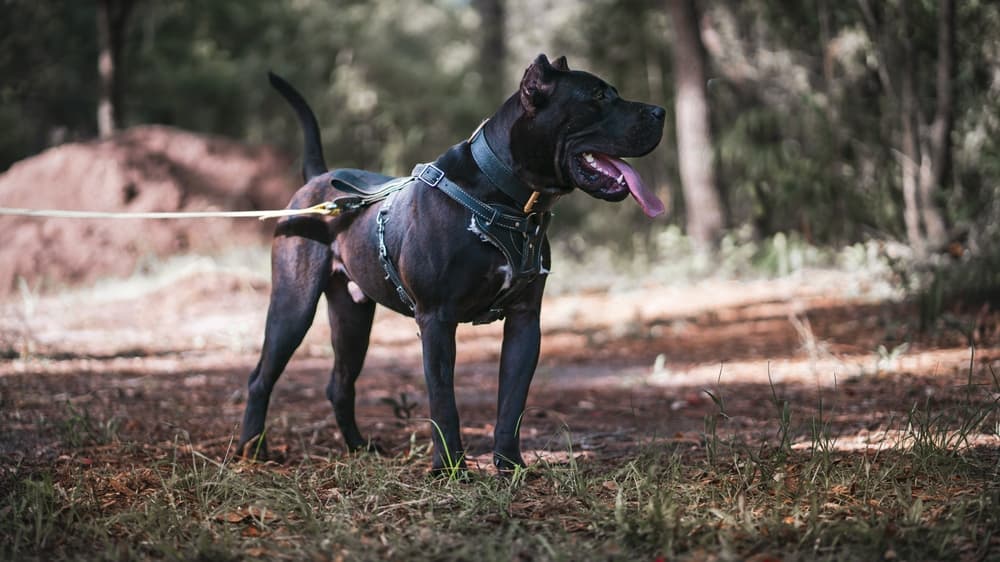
256 201 340 221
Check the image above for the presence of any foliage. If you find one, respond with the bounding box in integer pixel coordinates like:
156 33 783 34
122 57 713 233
121 0 491 175
1 0 998 294
0 1 98 167
916 249 1000 330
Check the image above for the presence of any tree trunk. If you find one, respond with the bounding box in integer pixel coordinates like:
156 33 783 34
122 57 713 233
96 0 134 138
898 0 924 254
899 58 925 255
474 0 506 103
917 0 953 250
668 0 724 248
861 0 951 255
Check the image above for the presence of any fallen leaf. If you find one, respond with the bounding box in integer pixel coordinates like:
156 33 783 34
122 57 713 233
562 519 589 532
745 555 782 562
247 506 280 523
215 505 280 525
109 477 134 497
217 509 249 523
829 485 850 495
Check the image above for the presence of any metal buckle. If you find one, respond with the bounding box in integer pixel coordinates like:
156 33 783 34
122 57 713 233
415 163 444 187
376 205 389 258
525 212 544 236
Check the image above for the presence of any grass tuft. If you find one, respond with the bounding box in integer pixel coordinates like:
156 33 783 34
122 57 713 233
2 357 998 561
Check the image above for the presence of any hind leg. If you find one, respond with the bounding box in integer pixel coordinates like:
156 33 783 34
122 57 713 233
324 274 377 451
239 219 330 459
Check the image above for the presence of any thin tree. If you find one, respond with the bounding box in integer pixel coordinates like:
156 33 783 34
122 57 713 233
667 0 725 249
859 0 952 255
96 0 135 137
474 0 506 104
919 0 953 250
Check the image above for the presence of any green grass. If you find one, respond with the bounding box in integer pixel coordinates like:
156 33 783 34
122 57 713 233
43 402 122 449
3 377 998 562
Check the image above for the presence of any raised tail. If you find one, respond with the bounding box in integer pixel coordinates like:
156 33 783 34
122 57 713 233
268 72 328 182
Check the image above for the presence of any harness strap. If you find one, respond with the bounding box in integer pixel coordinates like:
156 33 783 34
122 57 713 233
411 164 540 235
411 162 551 324
377 190 416 311
330 176 412 209
370 153 552 323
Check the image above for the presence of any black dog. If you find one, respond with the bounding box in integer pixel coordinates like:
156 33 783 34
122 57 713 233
238 54 665 473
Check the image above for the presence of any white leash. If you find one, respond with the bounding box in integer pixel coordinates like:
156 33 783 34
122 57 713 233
0 203 340 221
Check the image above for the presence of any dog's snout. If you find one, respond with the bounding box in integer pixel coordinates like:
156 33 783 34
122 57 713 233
648 105 666 121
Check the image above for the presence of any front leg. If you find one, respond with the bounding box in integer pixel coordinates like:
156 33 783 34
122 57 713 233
417 313 466 473
493 305 542 472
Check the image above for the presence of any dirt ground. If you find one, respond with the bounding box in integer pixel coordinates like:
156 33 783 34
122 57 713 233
5 128 992 470
2 268 998 471
0 126 294 299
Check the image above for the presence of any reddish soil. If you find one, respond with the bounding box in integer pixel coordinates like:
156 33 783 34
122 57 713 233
0 126 295 298
1 269 997 470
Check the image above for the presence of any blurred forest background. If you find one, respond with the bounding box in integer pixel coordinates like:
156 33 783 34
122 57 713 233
1 0 998 304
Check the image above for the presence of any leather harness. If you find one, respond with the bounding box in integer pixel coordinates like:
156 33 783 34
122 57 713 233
330 127 553 324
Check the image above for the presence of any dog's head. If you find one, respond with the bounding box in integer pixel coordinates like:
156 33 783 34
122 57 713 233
509 54 666 217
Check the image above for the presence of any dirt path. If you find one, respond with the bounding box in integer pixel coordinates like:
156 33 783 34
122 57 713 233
2 269 997 468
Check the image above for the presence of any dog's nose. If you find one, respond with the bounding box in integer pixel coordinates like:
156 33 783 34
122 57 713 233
649 106 666 121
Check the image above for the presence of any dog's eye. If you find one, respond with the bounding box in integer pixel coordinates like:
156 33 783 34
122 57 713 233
591 89 607 102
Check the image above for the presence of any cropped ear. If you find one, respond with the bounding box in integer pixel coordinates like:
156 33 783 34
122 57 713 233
519 54 557 116
552 55 569 71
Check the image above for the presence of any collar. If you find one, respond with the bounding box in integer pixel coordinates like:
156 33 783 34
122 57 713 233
468 125 539 212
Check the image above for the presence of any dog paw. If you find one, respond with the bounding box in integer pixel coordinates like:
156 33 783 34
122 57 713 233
493 452 527 473
430 453 470 480
238 435 269 462
429 464 472 481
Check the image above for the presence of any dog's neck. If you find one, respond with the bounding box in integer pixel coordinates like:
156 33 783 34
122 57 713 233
434 96 563 214
468 125 537 210
482 96 522 165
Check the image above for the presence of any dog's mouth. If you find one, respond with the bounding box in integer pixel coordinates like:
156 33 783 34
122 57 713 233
572 152 664 217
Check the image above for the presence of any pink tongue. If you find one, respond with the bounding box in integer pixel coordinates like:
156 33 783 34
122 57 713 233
597 154 665 217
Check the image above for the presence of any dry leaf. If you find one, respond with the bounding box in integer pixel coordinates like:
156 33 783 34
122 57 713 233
247 506 280 523
109 477 134 497
219 509 248 523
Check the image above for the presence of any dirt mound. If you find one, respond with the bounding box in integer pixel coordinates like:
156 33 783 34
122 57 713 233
0 126 297 298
